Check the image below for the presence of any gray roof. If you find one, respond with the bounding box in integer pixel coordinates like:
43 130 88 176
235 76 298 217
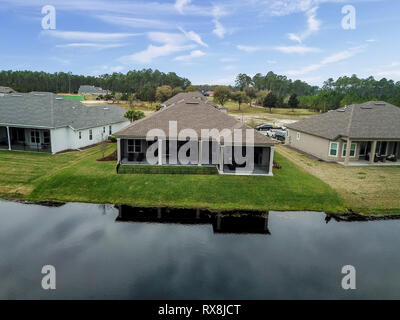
0 86 16 94
0 92 127 130
287 101 400 140
162 91 213 107
78 85 109 95
115 93 275 146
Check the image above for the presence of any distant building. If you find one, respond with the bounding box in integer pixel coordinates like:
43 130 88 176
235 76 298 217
78 85 109 95
0 92 130 154
0 86 16 94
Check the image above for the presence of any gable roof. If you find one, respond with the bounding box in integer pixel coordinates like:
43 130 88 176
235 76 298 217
162 91 213 107
0 92 127 130
78 85 109 95
0 86 16 94
115 93 275 145
287 101 400 140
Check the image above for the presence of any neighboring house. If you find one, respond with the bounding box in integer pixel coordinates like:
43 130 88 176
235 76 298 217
78 85 109 95
0 86 16 95
0 92 130 154
286 101 400 166
114 93 276 176
161 91 227 113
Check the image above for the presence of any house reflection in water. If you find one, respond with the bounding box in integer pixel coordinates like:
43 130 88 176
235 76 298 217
115 205 270 235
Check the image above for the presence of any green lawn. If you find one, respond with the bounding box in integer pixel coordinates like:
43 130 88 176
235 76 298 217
58 94 85 101
0 144 345 212
208 98 317 116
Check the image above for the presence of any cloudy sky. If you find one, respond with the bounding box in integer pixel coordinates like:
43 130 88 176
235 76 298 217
0 0 399 85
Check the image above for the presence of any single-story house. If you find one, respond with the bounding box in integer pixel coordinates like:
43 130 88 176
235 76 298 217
0 92 130 154
0 86 16 95
114 93 276 176
78 85 109 95
286 101 400 166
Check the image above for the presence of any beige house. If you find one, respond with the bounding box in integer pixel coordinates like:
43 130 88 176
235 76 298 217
114 92 276 176
286 101 400 166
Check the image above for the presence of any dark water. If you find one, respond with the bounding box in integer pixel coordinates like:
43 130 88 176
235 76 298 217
0 200 399 300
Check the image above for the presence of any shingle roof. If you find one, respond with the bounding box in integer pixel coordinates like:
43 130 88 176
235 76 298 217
115 93 275 146
162 91 214 107
0 92 127 130
287 101 400 140
0 86 16 94
78 85 108 95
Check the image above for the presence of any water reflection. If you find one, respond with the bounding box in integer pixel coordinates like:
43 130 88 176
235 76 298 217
116 205 271 235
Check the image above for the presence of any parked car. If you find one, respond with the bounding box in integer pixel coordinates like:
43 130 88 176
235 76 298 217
256 124 274 132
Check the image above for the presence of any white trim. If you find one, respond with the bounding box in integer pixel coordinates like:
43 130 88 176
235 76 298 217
329 141 339 157
296 132 301 141
342 142 357 158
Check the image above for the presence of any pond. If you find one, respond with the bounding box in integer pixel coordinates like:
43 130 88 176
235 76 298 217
0 200 399 299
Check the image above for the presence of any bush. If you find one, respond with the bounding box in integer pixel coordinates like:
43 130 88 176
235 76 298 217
108 135 117 143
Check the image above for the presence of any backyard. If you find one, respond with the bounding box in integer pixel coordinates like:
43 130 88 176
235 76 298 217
277 145 400 214
0 144 344 213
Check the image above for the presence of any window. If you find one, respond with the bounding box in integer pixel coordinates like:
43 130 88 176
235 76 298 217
43 131 50 144
342 143 357 157
376 141 388 156
89 129 93 141
296 132 301 141
103 127 106 133
329 142 338 157
79 131 82 139
30 130 40 144
128 140 142 153
109 126 112 135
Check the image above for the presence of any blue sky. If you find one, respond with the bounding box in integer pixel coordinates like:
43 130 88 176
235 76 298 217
0 0 399 86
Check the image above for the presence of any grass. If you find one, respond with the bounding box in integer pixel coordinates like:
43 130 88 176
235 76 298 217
277 145 400 215
209 98 317 116
0 144 344 213
58 94 85 101
119 165 218 175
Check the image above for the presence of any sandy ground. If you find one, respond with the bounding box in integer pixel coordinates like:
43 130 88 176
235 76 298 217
276 145 400 213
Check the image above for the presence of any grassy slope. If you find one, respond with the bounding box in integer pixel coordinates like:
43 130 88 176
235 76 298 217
58 94 85 101
0 144 345 212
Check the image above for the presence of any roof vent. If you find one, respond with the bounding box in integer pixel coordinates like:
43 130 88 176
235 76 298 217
11 94 23 97
186 101 199 105
374 102 385 106
55 97 63 100
103 107 109 110
336 108 346 112
361 106 373 109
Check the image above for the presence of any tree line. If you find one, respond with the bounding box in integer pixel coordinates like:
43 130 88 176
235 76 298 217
0 69 191 95
208 72 400 112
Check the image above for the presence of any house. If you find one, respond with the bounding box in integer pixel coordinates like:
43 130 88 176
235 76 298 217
0 86 16 95
0 92 130 154
78 85 109 95
286 101 400 166
114 93 276 176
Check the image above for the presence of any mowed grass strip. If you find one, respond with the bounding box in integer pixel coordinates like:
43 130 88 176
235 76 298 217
0 147 98 195
28 144 344 212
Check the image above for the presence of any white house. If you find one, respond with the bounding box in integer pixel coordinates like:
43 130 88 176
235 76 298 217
0 92 130 154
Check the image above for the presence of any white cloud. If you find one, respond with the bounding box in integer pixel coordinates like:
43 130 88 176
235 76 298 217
179 27 208 47
56 43 126 49
119 32 196 64
220 57 238 63
237 45 264 53
288 6 321 43
174 0 191 14
92 65 125 75
274 45 320 54
175 50 206 61
96 15 170 29
42 30 139 42
213 19 227 38
286 46 365 76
